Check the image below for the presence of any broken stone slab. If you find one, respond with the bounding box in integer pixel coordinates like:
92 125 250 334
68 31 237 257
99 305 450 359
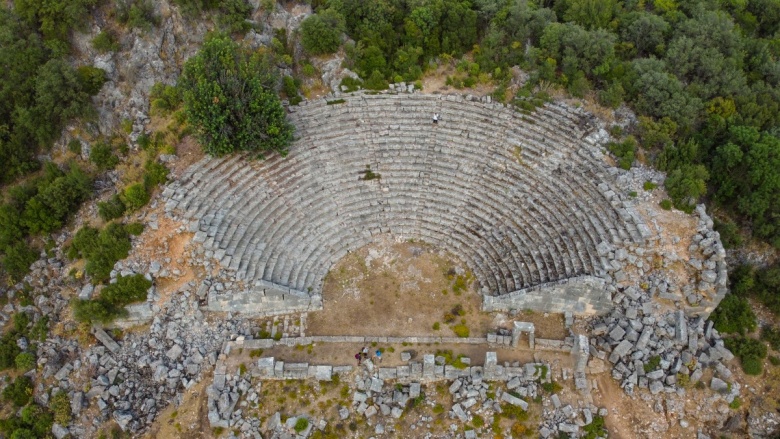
449 379 462 394
93 328 121 353
452 403 469 422
711 377 729 393
608 340 634 363
501 393 528 410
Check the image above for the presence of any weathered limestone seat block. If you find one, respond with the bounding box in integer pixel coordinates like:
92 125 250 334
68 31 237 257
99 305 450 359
164 92 651 315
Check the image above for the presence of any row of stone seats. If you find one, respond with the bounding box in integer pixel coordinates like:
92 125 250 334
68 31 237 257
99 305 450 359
165 92 646 301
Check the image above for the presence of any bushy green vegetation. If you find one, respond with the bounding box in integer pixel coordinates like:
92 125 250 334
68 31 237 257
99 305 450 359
300 10 345 55
725 335 767 375
73 273 152 324
0 311 42 371
0 163 92 280
762 325 780 351
729 263 780 315
179 34 294 157
0 402 54 439
90 141 120 170
67 223 137 283
709 293 757 335
98 194 127 222
115 0 159 31
92 30 119 53
173 0 253 34
2 376 33 407
607 136 637 170
149 82 182 115
0 6 103 184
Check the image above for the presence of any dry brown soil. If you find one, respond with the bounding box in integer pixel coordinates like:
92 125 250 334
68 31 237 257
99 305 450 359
307 236 566 340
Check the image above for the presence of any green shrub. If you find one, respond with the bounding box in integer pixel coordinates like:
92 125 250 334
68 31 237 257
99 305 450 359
729 397 742 409
432 322 440 330
364 70 388 91
659 199 673 210
643 181 658 190
149 83 182 114
582 415 608 439
76 66 108 95
607 136 637 170
49 391 71 425
143 160 169 189
90 142 119 170
541 381 563 393
769 356 780 366
125 223 145 235
2 376 33 407
97 195 127 221
122 183 150 211
68 139 83 155
339 77 362 92
14 352 36 370
282 76 302 105
92 31 119 53
452 323 470 338
293 417 309 433
20 163 92 235
215 0 253 34
0 332 22 370
1 403 55 439
714 218 743 249
761 326 780 351
116 0 159 30
710 294 757 335
74 274 152 324
472 414 485 428
69 223 134 283
644 355 661 372
300 10 344 55
725 336 767 375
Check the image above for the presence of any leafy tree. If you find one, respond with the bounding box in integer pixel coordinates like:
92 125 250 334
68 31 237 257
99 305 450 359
562 0 618 30
2 376 33 407
300 10 345 55
620 12 670 57
73 274 152 324
149 83 182 115
92 30 119 53
14 352 35 370
21 59 95 147
710 294 757 335
725 335 767 375
90 142 119 170
97 195 127 222
115 0 159 30
122 183 150 211
20 164 92 234
180 34 294 156
76 66 108 96
69 223 135 283
14 0 98 43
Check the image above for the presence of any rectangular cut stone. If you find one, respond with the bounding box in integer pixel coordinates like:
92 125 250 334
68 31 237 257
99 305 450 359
501 393 529 410
609 340 633 363
315 365 332 381
409 382 421 398
256 357 274 377
378 368 397 380
423 355 435 378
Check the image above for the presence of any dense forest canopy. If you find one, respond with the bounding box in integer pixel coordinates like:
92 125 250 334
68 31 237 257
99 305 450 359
298 0 780 249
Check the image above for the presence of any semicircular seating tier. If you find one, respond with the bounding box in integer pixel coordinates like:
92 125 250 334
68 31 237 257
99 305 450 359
163 92 651 316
